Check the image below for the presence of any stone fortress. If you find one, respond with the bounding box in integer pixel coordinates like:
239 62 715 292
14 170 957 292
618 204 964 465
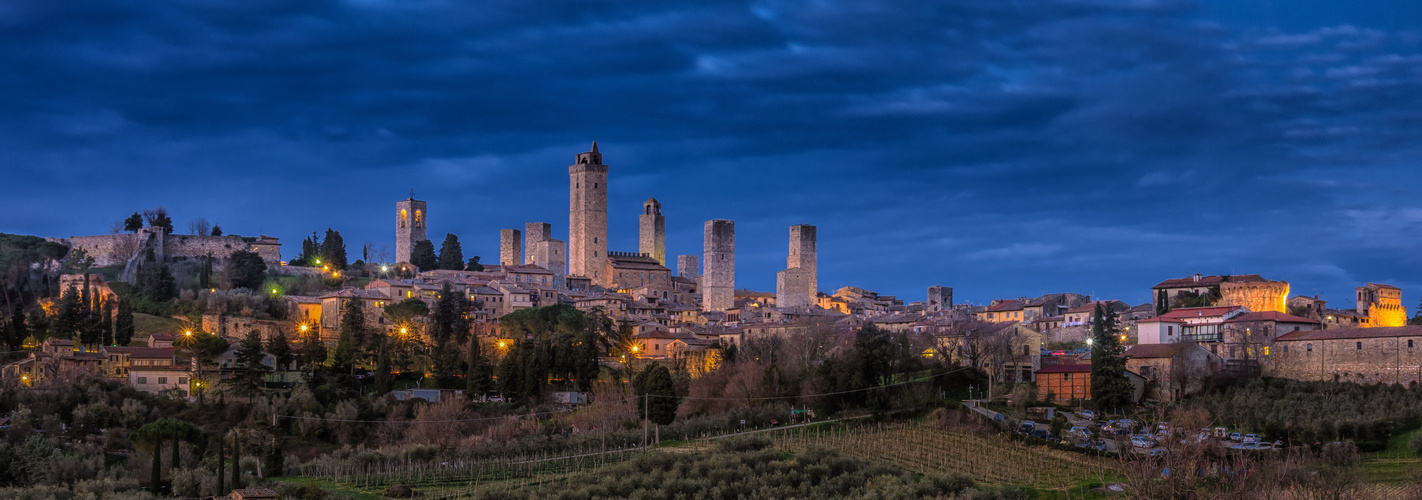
54 227 282 284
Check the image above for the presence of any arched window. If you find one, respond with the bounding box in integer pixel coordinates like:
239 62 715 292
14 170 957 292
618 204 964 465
415 210 424 228
400 209 407 228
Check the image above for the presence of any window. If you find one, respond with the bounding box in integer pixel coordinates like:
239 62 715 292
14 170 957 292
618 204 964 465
1063 373 1072 381
1307 343 1313 352
1357 342 1363 350
1410 340 1415 349
1022 345 1029 356
179 377 187 384
1167 326 1173 336
1282 345 1289 354
158 377 167 384
137 377 147 384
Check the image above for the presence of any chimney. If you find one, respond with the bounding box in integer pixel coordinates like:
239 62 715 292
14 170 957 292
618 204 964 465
1193 273 1203 282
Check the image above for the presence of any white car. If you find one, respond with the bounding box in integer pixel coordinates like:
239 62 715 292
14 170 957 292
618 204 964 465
1077 410 1096 420
1243 434 1259 444
1131 436 1154 448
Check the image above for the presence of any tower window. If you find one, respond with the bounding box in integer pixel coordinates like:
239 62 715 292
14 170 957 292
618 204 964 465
594 183 598 189
1356 342 1362 350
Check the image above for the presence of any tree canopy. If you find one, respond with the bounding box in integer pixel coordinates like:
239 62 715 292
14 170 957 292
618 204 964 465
410 240 437 271
227 250 267 291
1089 303 1133 412
437 233 464 271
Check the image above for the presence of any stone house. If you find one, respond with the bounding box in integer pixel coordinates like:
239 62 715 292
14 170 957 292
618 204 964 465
318 289 392 332
129 368 190 396
100 346 176 379
1122 343 1220 402
935 322 1042 383
1266 326 1422 385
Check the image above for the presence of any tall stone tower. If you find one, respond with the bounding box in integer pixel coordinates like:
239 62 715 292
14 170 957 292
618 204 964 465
639 198 666 266
524 223 551 265
1357 283 1405 327
395 196 428 264
499 229 522 266
568 142 608 280
928 286 953 312
703 220 735 312
775 224 817 309
676 255 700 279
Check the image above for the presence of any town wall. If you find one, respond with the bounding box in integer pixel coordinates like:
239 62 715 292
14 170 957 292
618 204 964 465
1269 335 1422 385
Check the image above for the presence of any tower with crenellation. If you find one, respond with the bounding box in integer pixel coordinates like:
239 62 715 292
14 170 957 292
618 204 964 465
395 196 427 265
568 142 608 280
639 198 666 266
703 220 735 312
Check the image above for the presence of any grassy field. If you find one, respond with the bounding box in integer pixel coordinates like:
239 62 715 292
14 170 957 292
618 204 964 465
132 312 183 342
1362 427 1421 484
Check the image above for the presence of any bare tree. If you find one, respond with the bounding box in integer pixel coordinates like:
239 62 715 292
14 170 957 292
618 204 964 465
362 242 377 264
187 218 211 236
141 208 167 226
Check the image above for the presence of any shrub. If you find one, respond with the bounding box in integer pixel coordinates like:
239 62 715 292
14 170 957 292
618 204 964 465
1409 432 1422 456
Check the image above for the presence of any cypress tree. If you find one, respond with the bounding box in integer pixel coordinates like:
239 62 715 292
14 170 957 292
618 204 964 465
1089 304 1132 412
466 336 493 396
115 300 135 346
101 300 114 346
409 240 437 271
319 228 347 270
437 234 464 270
230 433 240 489
215 433 224 495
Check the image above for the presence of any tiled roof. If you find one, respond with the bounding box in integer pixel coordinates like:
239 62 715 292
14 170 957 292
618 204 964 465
1036 363 1092 374
285 295 322 304
985 300 1025 312
1365 283 1400 290
1157 306 1245 320
103 347 176 359
505 264 554 275
1276 326 1422 341
319 289 391 300
1224 311 1319 324
1152 274 1266 289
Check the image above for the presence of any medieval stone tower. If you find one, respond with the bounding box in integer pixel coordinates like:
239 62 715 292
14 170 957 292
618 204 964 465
395 196 427 264
525 222 566 285
499 229 522 266
1357 283 1405 327
568 142 608 280
703 220 735 312
775 224 817 308
677 255 700 280
639 198 666 266
928 286 954 312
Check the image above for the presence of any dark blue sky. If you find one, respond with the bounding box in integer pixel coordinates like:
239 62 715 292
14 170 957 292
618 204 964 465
3 0 1421 308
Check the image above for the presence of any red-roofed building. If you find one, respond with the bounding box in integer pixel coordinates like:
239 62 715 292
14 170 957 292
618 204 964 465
1267 326 1422 385
1123 344 1220 401
1035 364 1091 403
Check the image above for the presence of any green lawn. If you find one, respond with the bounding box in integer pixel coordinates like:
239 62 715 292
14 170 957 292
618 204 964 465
1362 428 1421 484
132 313 183 343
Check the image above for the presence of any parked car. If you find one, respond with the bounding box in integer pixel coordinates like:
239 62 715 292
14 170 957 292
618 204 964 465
1157 422 1171 433
1243 434 1260 444
1077 409 1096 420
1131 436 1155 448
1229 432 1242 441
486 395 504 403
1018 422 1038 434
1231 442 1268 450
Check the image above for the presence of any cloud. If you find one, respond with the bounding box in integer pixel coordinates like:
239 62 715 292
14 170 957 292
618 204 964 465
1 0 1420 304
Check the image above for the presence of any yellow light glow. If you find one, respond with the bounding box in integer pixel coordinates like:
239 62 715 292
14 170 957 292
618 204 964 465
300 324 308 332
271 288 278 294
381 265 388 272
315 259 321 264
498 341 507 348
400 327 408 334
323 265 329 271
184 331 192 337
631 345 639 352
333 272 340 277
1120 335 1127 341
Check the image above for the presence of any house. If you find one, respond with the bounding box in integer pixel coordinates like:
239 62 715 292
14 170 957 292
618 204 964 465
129 368 190 396
1035 364 1091 404
318 289 392 330
976 300 1025 323
100 346 177 378
1122 343 1220 402
1136 305 1248 349
934 321 1042 383
147 334 177 348
1267 326 1422 385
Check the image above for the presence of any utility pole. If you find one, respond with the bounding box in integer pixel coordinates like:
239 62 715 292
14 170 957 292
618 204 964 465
642 394 649 448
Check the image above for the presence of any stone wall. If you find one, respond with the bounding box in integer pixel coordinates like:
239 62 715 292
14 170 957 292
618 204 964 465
63 230 279 269
1220 280 1288 313
500 229 522 266
702 220 735 312
1269 333 1422 385
928 286 953 312
677 255 699 279
524 222 552 265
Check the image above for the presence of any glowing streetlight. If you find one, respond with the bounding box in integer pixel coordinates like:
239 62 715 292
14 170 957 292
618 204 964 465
400 327 408 336
314 259 321 265
498 341 507 348
300 324 308 332
381 265 388 272
184 330 193 337
631 345 639 353
271 288 279 295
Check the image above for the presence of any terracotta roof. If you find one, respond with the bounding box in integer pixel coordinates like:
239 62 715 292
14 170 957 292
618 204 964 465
1067 300 1126 314
1224 311 1319 324
285 295 322 304
985 300 1025 312
1276 326 1422 341
1365 283 1400 290
1152 274 1266 289
1158 306 1245 320
1138 317 1186 324
149 334 177 340
103 347 176 359
1036 364 1092 374
1123 343 1196 359
505 264 554 275
320 289 390 300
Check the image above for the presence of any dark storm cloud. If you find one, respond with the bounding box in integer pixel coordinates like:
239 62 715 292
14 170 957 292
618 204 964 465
1 0 1420 306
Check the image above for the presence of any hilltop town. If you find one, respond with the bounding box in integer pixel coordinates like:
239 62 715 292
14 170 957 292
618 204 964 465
2 144 1421 499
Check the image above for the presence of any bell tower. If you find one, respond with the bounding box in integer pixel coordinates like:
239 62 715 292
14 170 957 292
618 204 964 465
395 194 427 264
568 142 608 279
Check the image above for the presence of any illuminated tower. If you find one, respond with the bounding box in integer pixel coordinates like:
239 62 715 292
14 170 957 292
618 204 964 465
568 142 608 280
395 196 427 264
639 198 666 266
